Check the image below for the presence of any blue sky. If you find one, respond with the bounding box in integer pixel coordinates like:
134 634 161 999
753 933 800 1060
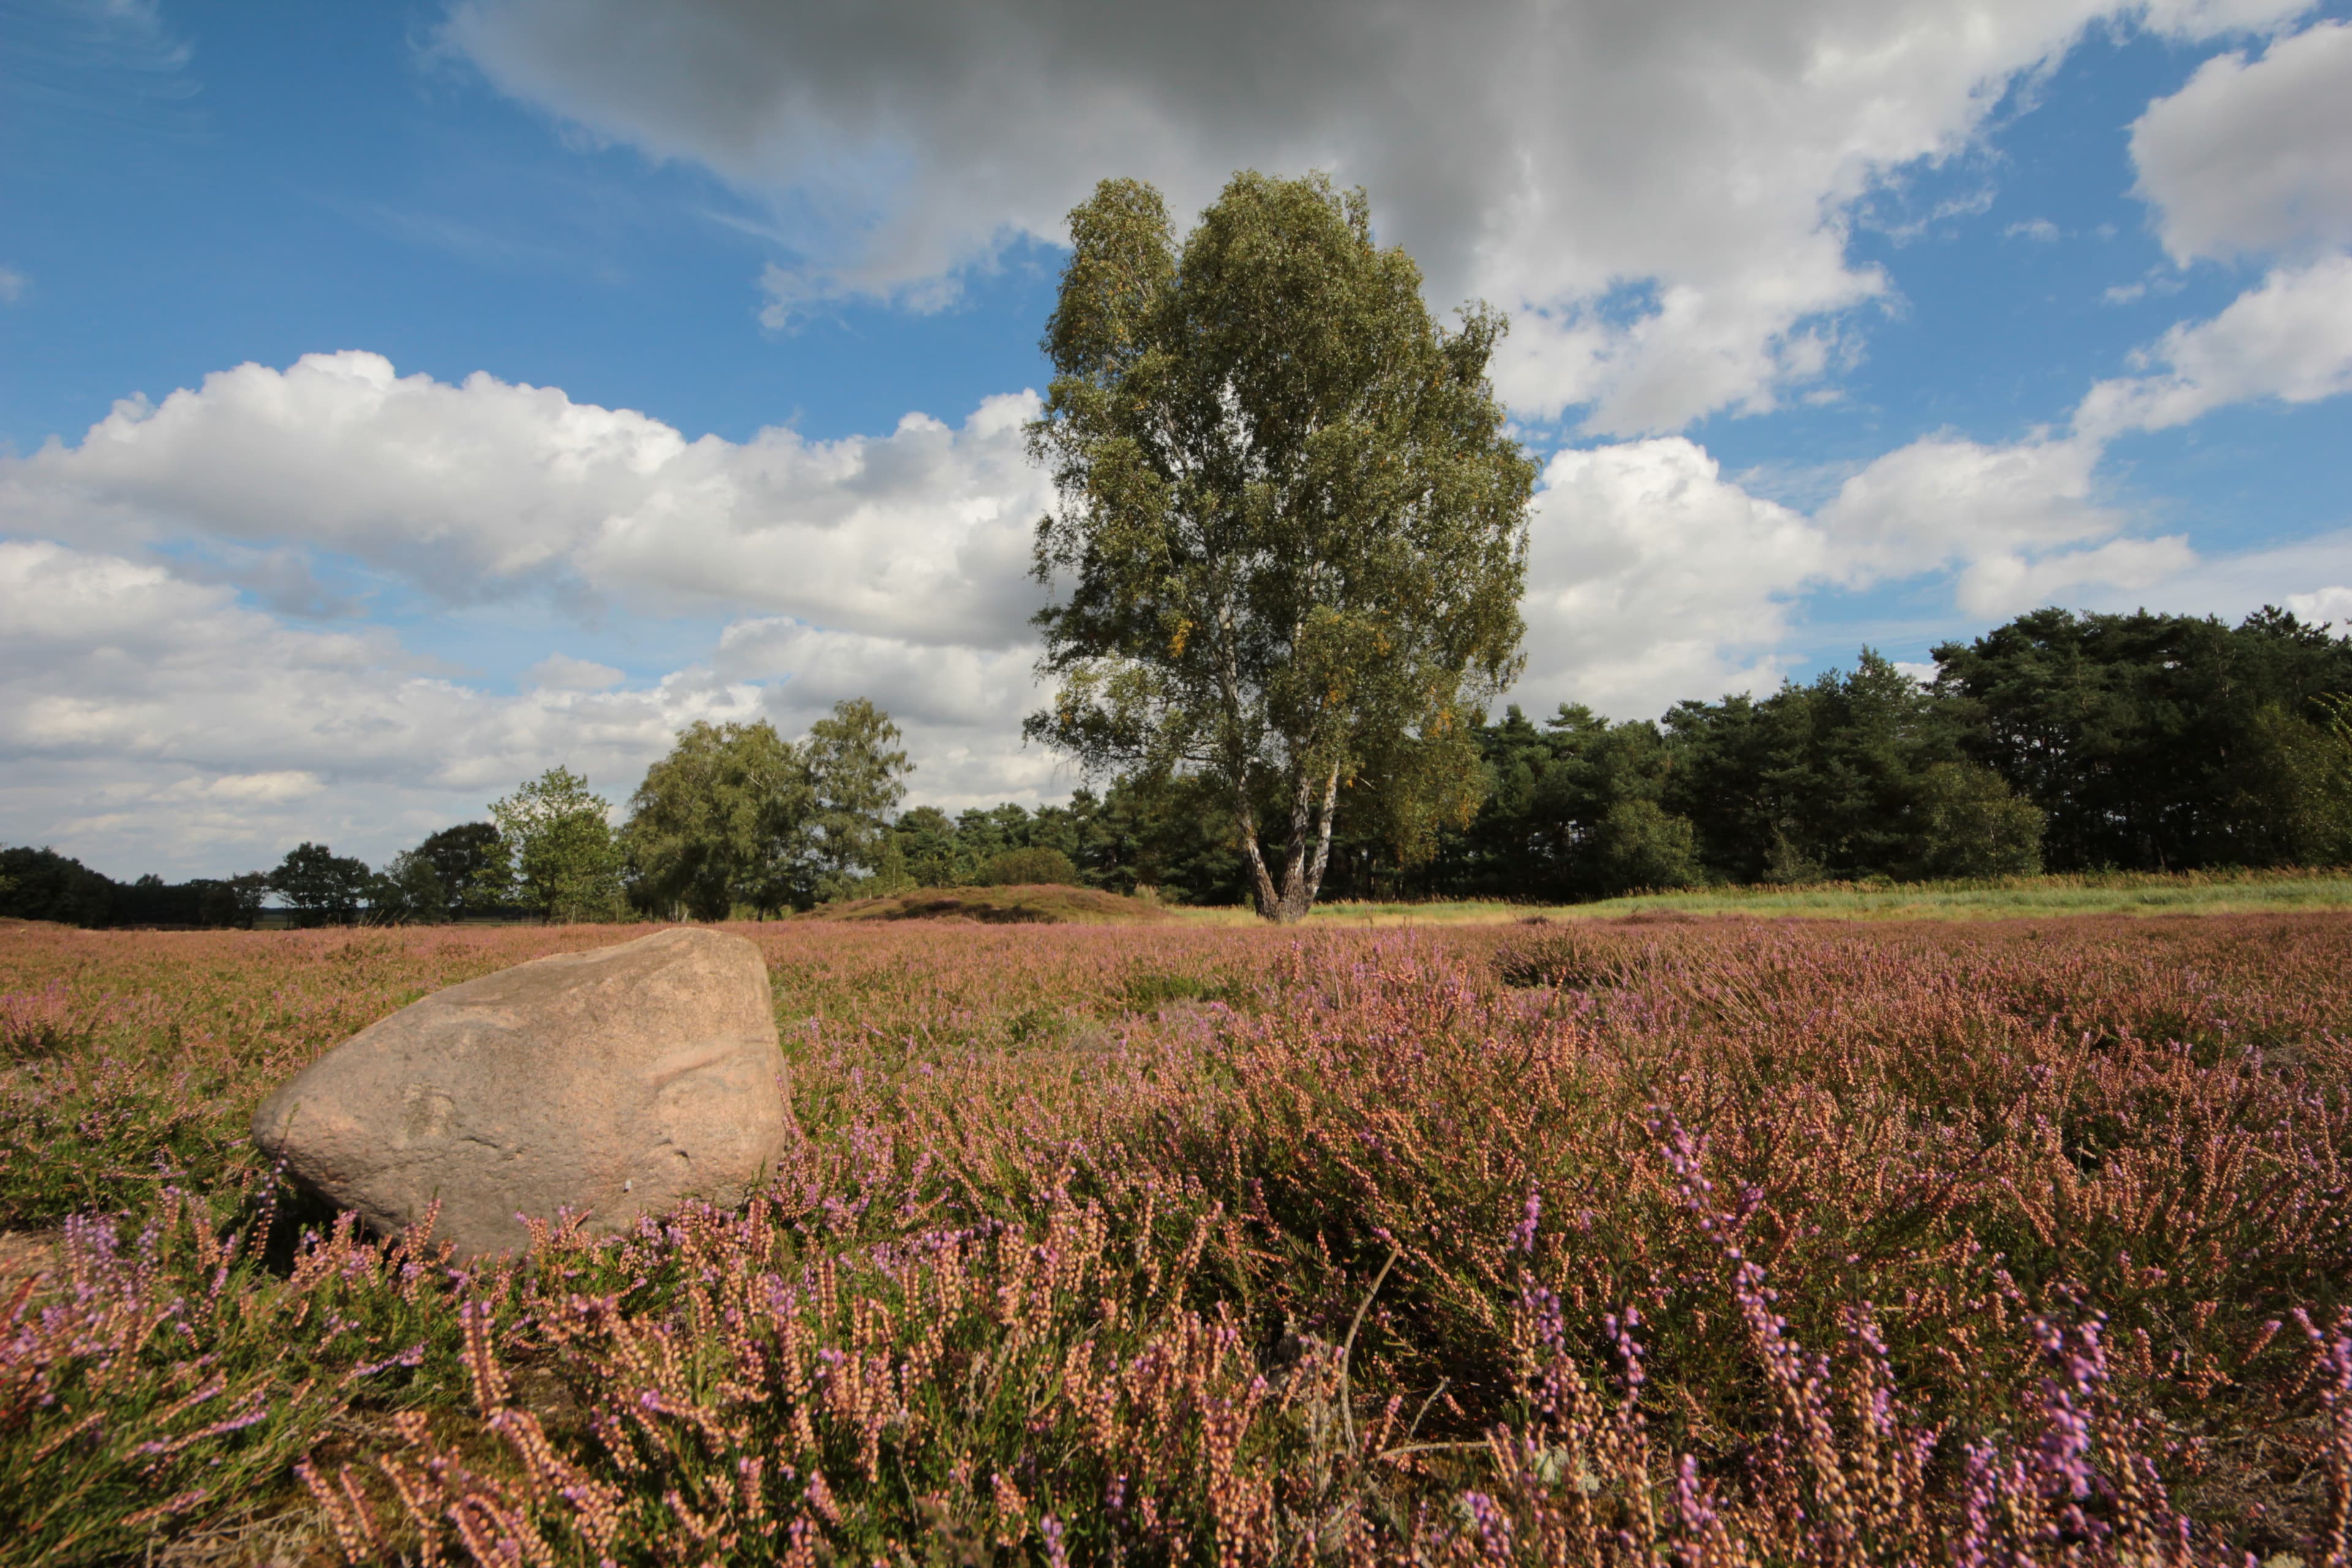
4 0 2350 877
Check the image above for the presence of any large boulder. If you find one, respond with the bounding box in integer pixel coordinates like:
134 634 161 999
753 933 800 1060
252 927 793 1259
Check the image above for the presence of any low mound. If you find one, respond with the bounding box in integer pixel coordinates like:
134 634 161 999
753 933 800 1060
815 884 1167 925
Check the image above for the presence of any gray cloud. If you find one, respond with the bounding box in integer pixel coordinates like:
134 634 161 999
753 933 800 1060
444 0 2311 434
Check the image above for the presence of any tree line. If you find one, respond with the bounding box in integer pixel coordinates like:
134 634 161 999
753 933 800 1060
4 606 2346 930
0 699 912 929
1408 605 2352 902
867 606 2352 907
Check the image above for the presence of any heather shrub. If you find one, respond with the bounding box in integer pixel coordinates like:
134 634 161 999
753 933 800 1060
4 914 2352 1562
1 981 91 1063
1490 924 1639 989
981 846 1080 886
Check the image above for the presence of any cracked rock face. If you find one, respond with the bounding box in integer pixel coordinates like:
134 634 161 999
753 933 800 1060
251 927 794 1259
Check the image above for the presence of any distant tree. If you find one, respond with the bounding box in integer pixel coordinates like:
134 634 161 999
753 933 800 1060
982 846 1079 886
1065 787 1145 893
2220 699 2352 868
889 791 1155 894
113 873 179 926
891 806 966 889
1027 802 1082 862
1079 772 1251 905
270 842 371 926
1540 710 1688 897
1026 172 1535 922
624 721 810 919
1662 650 1973 884
1353 703 1687 902
414 823 513 918
0 851 270 929
1934 606 2352 869
951 804 1035 877
1906 762 2045 880
196 873 269 929
797 699 913 906
1589 800 1706 897
0 846 117 926
490 767 627 923
366 851 449 925
1434 704 1565 895
2294 692 2352 859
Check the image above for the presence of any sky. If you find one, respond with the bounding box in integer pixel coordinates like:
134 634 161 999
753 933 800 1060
4 0 2350 880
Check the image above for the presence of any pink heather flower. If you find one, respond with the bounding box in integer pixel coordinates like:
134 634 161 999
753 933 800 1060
1507 1189 1542 1254
1460 1491 1514 1561
1673 1453 1716 1533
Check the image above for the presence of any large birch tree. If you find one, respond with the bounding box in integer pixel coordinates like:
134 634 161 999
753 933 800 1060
1027 172 1536 921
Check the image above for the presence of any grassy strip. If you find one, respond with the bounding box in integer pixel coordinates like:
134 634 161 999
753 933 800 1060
1167 865 2352 924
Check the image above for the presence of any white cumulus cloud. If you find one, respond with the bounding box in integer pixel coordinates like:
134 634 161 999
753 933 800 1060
1815 435 2117 580
0 538 778 874
2076 254 2352 435
1511 439 1830 716
2130 19 2352 263
0 350 1052 647
0 534 1076 875
1509 425 2214 721
0 350 1088 872
2286 583 2352 627
1806 434 2192 617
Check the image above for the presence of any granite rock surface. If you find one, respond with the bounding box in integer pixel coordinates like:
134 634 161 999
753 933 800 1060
252 927 791 1258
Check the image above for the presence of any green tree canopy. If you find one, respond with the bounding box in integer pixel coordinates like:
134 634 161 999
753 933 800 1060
890 806 966 889
490 767 626 923
0 848 267 929
623 720 810 920
797 699 912 906
1908 761 2046 879
1932 606 2352 869
268 842 371 926
1026 172 1536 922
0 846 118 926
366 851 448 926
619 701 911 916
413 823 513 918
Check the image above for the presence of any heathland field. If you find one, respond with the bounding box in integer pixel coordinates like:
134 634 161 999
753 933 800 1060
5 908 2352 1564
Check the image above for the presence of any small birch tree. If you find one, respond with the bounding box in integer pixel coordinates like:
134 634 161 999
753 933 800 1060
796 698 912 905
491 766 626 923
1027 172 1534 921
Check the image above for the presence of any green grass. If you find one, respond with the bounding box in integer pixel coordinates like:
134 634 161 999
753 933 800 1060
1558 865 2352 921
1169 865 2352 924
